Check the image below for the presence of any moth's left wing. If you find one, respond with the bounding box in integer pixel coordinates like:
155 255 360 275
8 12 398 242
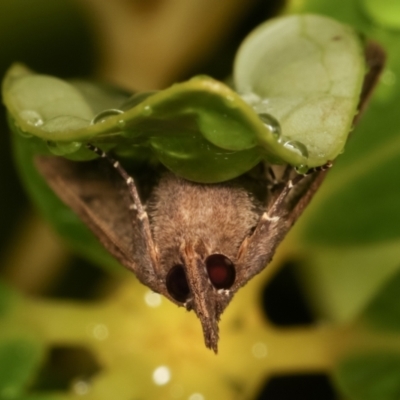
35 156 162 292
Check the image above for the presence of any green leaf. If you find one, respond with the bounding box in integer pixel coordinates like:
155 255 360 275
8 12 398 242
3 15 365 183
299 134 400 245
359 0 400 31
3 65 93 133
0 339 44 399
363 268 400 332
3 66 296 183
292 241 400 322
334 352 400 400
234 14 365 167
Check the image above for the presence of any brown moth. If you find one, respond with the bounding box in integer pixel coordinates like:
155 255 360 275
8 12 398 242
35 41 384 353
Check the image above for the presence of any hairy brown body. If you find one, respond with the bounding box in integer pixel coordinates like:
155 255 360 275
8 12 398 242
150 173 261 271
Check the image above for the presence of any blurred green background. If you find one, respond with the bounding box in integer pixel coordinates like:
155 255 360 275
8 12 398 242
0 0 94 256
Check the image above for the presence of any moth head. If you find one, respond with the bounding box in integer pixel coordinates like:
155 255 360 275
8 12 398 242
165 245 236 353
147 173 261 353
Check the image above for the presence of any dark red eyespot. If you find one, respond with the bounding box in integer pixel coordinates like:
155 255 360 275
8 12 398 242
206 254 235 289
166 265 190 303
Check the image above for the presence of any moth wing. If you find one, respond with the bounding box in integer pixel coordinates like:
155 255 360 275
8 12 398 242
35 155 161 292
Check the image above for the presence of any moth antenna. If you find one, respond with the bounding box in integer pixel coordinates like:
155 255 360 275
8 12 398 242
85 143 161 278
85 144 145 214
236 170 306 284
267 172 304 217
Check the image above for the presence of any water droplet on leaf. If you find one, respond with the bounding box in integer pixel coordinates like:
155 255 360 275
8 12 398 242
258 113 281 138
47 140 82 156
295 164 309 174
19 110 43 127
143 105 153 116
91 109 123 125
282 140 309 158
117 119 126 128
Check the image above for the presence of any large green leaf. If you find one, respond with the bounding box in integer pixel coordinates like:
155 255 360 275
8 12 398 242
293 240 400 322
234 14 365 167
3 14 365 183
363 268 400 332
299 135 400 245
3 65 293 183
0 338 44 399
334 353 400 400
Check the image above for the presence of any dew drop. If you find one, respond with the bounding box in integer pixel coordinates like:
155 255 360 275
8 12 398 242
19 110 44 127
295 164 309 174
47 140 82 156
142 105 153 116
91 109 123 125
120 91 158 111
117 119 126 128
282 140 309 158
258 113 281 138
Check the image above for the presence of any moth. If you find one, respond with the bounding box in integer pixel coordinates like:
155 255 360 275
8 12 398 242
35 41 384 353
